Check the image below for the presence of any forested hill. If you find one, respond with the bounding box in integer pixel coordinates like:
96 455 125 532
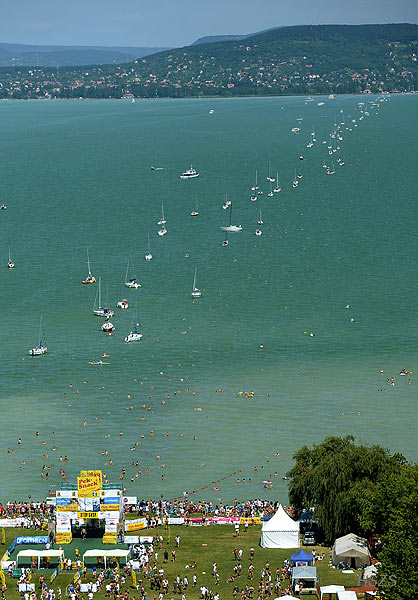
1 23 417 99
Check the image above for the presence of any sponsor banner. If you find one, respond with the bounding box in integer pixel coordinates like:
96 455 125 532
125 519 146 532
100 504 120 511
100 489 121 498
0 519 30 528
168 518 185 525
77 470 102 498
78 512 98 519
140 536 154 543
187 517 239 524
56 490 75 499
78 498 100 512
240 517 261 525
102 497 120 505
56 532 72 544
57 504 78 512
124 536 139 544
98 511 120 519
15 536 49 545
56 498 73 506
56 517 71 533
104 518 118 533
122 496 137 505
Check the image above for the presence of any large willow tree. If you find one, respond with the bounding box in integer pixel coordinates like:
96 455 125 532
286 435 405 543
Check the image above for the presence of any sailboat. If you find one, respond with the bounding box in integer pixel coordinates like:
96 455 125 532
157 204 167 236
125 305 142 342
190 196 199 217
82 249 96 284
125 257 141 288
292 169 299 188
273 172 281 193
7 243 15 269
221 231 229 246
145 233 153 261
258 205 263 226
267 182 274 197
266 159 275 182
93 278 114 318
221 200 242 232
29 316 47 356
191 267 202 298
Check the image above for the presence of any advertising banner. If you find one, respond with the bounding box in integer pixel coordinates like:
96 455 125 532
104 518 118 533
78 498 100 512
77 470 102 498
125 519 146 532
57 504 78 512
56 517 71 533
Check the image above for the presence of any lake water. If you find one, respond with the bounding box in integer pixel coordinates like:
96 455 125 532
1 94 417 503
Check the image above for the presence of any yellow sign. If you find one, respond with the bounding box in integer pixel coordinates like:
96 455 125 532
131 570 137 588
240 517 261 525
56 532 72 544
125 521 145 532
78 512 98 519
57 504 78 512
100 504 120 512
77 470 102 497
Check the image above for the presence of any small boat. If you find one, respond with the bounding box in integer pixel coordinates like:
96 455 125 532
101 320 115 332
117 299 129 309
209 109 215 114
29 316 47 356
0 204 7 210
292 169 299 188
267 182 274 197
125 257 141 289
221 231 229 247
258 205 263 226
251 170 259 191
157 204 166 225
190 196 199 216
180 165 199 179
266 159 275 182
145 233 153 260
255 229 262 236
7 243 15 269
125 305 142 342
158 226 167 236
82 248 96 284
223 195 232 210
93 278 114 318
191 267 202 298
273 172 281 193
88 360 109 365
317 101 325 106
221 200 242 232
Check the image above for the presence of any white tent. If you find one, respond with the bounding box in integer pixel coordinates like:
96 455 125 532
274 596 299 600
83 549 130 568
332 533 371 568
260 505 299 548
337 592 357 600
17 549 64 569
320 585 345 599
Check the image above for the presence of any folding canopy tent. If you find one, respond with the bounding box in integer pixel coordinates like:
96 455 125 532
16 549 64 570
337 592 357 599
332 533 371 568
274 595 299 600
260 505 300 548
83 549 130 568
320 585 345 599
292 565 317 589
290 549 314 564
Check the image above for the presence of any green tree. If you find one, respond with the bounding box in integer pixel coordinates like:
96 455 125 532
286 436 405 543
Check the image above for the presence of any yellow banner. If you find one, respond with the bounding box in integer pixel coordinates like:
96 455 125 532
240 517 261 524
0 568 5 587
78 512 98 519
1 528 5 544
131 571 137 587
56 532 72 544
126 521 145 532
100 504 120 512
57 504 78 512
77 470 102 497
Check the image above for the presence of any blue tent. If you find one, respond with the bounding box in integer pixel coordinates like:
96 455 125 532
290 549 314 563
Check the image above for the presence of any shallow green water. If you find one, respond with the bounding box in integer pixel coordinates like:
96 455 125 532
1 94 417 503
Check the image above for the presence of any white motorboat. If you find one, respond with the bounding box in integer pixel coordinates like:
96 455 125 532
255 229 262 236
158 226 167 236
29 316 47 356
117 299 129 309
180 165 199 179
125 258 141 288
93 278 114 318
191 267 202 298
101 320 115 333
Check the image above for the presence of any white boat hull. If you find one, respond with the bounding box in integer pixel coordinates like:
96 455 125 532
125 282 141 289
221 225 242 232
29 346 47 356
125 332 142 343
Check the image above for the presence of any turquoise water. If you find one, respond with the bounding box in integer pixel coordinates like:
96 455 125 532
1 94 417 503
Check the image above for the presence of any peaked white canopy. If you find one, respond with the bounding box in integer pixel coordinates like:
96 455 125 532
332 533 371 568
320 585 345 599
260 505 300 548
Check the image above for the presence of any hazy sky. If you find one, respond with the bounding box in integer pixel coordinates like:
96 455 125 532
3 0 418 47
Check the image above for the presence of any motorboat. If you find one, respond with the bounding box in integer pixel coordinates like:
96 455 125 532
117 299 129 309
180 166 199 179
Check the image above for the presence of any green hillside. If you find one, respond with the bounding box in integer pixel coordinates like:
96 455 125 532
1 23 417 98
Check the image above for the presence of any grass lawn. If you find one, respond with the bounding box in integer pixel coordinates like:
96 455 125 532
1 525 363 599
